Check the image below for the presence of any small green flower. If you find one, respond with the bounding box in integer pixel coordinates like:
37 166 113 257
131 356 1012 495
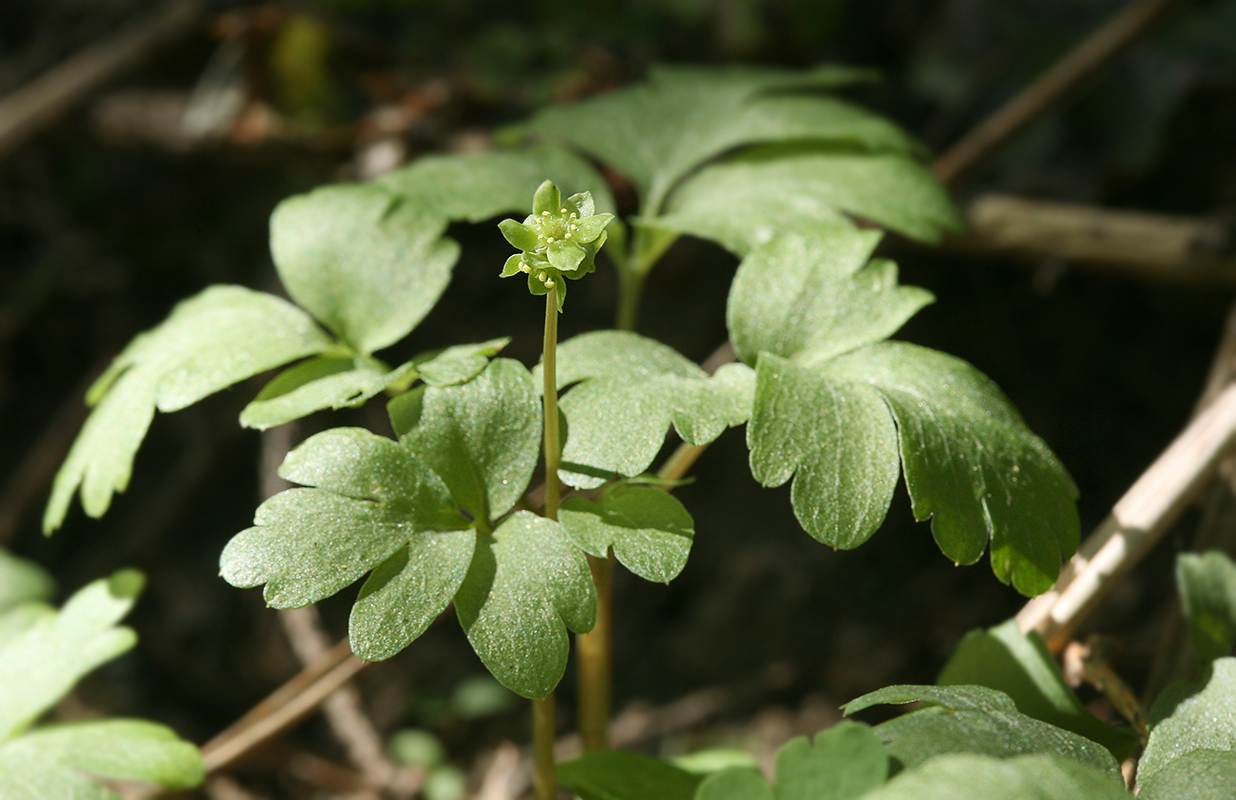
498 180 613 310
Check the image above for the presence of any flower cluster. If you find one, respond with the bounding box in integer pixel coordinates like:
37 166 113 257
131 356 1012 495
499 180 613 309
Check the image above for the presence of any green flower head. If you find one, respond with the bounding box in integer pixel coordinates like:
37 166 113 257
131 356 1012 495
498 180 614 310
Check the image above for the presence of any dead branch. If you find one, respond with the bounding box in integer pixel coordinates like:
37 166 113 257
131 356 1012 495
0 0 204 161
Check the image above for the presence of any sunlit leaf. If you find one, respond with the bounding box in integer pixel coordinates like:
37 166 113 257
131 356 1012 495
548 331 754 489
240 354 416 430
0 550 53 615
938 620 1139 760
1138 657 1236 788
858 754 1129 800
842 685 1121 778
414 337 511 387
454 512 595 698
270 183 459 354
559 483 694 583
220 427 467 609
44 286 333 531
1138 748 1236 800
393 359 541 522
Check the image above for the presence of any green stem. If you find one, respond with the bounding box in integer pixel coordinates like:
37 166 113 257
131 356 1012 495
533 285 561 800
533 693 556 800
615 261 645 333
577 552 613 751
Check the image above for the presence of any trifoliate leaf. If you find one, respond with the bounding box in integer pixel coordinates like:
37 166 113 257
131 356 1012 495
0 570 141 739
0 572 204 799
938 619 1139 760
240 354 416 430
559 750 703 800
818 343 1080 596
1177 551 1236 666
270 183 459 354
220 427 467 609
559 484 694 583
413 338 511 387
349 529 476 661
392 359 541 523
0 721 203 796
44 286 333 531
1138 748 1236 800
379 144 616 220
518 64 887 213
842 685 1121 779
727 228 933 367
747 355 899 550
454 512 596 698
1138 657 1236 788
859 754 1129 800
547 331 754 489
0 550 53 614
654 147 962 254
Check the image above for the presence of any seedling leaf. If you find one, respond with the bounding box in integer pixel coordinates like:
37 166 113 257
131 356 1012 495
454 512 596 698
1138 657 1236 788
395 359 541 523
842 684 1121 778
45 286 333 531
270 183 459 354
1177 551 1236 666
548 331 754 488
559 484 695 583
559 750 703 800
220 427 467 609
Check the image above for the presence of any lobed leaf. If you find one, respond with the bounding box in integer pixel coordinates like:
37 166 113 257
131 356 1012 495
270 183 459 354
653 146 962 254
454 512 596 698
44 286 333 531
392 359 541 522
548 331 754 489
727 228 933 367
379 144 615 220
1137 657 1236 788
938 619 1139 760
559 484 695 583
220 427 467 609
843 684 1121 779
558 750 703 800
240 355 416 430
0 570 143 740
1177 551 1236 666
414 337 510 387
0 550 54 615
858 753 1129 800
519 64 887 213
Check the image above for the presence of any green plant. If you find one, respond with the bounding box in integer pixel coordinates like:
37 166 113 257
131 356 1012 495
38 63 1227 799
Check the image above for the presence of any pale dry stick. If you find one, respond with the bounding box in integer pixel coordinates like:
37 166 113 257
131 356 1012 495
957 195 1236 285
0 0 204 161
933 0 1189 186
201 646 371 773
1016 381 1236 653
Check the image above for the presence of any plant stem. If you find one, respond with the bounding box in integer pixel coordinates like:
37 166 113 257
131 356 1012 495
535 285 561 800
577 552 613 751
532 693 556 800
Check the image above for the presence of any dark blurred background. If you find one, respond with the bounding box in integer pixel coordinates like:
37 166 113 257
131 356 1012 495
2 0 1235 796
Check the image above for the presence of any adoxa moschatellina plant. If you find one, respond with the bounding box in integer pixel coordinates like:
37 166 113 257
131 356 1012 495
43 65 1081 799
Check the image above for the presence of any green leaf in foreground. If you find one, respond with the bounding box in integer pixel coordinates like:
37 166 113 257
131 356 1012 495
842 684 1121 779
44 286 333 531
938 619 1139 760
270 182 459 354
654 147 962 254
454 512 596 698
559 483 694 583
240 354 417 430
1177 551 1236 666
392 359 541 523
220 427 468 610
859 753 1129 800
559 750 702 800
1137 748 1236 800
1137 657 1236 788
549 331 754 489
0 571 204 799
